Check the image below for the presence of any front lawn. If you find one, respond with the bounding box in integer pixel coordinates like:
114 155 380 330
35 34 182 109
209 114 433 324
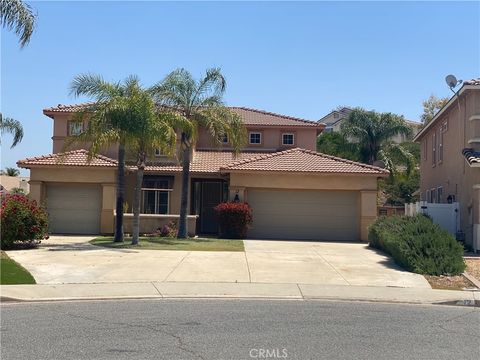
0 251 36 285
91 237 244 252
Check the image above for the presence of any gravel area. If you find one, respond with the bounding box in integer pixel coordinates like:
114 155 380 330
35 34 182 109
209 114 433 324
465 258 480 281
424 274 477 290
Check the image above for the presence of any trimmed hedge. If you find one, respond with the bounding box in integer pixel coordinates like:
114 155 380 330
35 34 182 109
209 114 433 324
368 215 465 275
214 202 252 239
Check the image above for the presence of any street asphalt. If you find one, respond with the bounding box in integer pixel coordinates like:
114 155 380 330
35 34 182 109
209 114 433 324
1 299 479 360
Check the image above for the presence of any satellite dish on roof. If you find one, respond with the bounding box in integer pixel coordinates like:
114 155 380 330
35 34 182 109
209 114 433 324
445 74 461 89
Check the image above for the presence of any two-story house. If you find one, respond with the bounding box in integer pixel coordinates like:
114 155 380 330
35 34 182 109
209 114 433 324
414 79 480 252
18 105 388 241
320 106 421 143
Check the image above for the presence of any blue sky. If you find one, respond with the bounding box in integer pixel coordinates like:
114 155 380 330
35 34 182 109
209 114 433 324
2 1 479 174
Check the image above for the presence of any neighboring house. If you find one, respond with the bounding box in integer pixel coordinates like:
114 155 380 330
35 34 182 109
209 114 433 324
413 78 480 251
18 105 388 241
319 107 354 133
319 106 421 143
0 175 30 194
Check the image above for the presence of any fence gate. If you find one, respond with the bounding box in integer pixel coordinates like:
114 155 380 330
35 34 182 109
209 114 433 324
405 201 460 236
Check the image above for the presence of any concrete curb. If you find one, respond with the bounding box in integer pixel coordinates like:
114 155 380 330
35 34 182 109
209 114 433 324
1 282 478 306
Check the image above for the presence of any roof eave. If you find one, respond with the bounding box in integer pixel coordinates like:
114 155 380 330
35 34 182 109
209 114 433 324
414 85 478 141
220 168 389 177
16 163 117 170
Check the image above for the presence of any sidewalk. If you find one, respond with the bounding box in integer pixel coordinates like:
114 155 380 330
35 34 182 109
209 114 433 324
1 282 478 305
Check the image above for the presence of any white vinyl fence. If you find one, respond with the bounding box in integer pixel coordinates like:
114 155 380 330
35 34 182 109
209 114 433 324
405 201 460 236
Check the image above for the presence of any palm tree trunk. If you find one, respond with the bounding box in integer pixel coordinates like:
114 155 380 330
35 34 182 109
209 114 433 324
114 143 125 242
177 143 191 239
131 162 144 245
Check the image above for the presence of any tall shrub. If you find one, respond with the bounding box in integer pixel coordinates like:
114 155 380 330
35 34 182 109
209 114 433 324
1 194 48 249
214 202 252 239
369 215 465 275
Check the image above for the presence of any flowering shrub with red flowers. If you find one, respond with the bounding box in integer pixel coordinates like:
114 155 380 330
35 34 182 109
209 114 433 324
1 194 48 249
214 202 253 239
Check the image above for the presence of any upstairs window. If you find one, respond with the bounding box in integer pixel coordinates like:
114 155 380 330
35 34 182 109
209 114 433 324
249 132 262 144
439 121 447 163
423 138 428 161
432 132 436 166
154 149 169 157
439 131 443 163
219 134 229 144
67 120 83 136
282 133 295 146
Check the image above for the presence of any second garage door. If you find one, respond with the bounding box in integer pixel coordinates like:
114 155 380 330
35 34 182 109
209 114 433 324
46 184 101 234
247 189 359 241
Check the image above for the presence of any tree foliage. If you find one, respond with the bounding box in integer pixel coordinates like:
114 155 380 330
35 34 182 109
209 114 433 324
0 113 24 148
150 68 246 238
67 74 157 243
340 107 412 164
0 0 36 47
316 132 361 162
380 169 420 206
421 95 449 125
2 167 20 177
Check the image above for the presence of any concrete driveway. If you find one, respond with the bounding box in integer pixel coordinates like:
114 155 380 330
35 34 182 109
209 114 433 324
5 236 430 288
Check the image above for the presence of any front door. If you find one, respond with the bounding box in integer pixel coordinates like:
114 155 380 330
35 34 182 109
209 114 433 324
192 180 226 234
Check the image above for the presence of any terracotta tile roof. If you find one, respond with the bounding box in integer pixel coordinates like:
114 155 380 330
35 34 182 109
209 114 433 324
229 107 320 127
43 103 96 116
43 103 322 128
462 148 480 166
220 148 389 175
144 150 273 173
17 149 118 168
463 78 480 86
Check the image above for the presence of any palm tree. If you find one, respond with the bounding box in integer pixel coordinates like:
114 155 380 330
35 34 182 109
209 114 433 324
125 86 192 245
4 167 20 176
378 142 416 178
150 68 246 238
67 74 152 243
0 113 24 148
341 108 412 165
0 0 36 47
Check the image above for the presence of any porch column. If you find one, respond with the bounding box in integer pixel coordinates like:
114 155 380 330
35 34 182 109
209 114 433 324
359 190 378 242
28 180 44 204
100 183 116 234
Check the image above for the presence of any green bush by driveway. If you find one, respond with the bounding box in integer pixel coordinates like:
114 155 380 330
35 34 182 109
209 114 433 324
91 237 244 252
0 251 36 284
369 215 465 276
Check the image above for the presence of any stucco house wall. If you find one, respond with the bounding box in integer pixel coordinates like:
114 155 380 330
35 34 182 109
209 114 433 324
416 84 480 249
229 172 379 241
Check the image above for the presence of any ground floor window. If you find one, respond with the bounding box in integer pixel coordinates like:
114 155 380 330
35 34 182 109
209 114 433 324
141 176 173 214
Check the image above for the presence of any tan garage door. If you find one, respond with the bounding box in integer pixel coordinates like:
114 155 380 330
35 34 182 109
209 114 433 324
46 184 101 234
247 189 359 241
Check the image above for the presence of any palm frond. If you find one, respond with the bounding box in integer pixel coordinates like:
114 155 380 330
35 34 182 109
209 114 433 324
69 73 122 100
196 107 246 154
0 112 24 147
0 0 36 47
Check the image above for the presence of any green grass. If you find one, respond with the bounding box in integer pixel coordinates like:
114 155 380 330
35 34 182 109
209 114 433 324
0 251 36 285
90 236 245 252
